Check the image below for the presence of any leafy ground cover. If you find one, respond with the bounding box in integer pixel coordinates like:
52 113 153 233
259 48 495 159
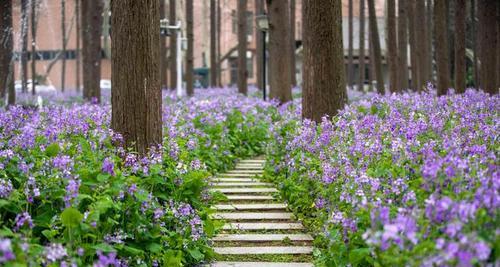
0 90 276 266
266 90 499 266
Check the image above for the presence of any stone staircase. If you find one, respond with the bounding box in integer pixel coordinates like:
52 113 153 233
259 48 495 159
206 158 314 267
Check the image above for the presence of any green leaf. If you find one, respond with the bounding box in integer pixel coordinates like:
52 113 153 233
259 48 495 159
92 243 116 253
123 245 144 256
45 143 60 157
349 248 371 266
163 249 182 267
96 173 110 182
147 243 162 253
60 207 83 227
42 229 58 239
188 248 204 261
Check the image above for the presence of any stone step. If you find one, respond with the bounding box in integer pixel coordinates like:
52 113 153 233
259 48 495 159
239 160 265 163
207 262 313 267
234 166 263 169
222 222 304 230
226 170 263 174
211 178 262 182
213 246 313 255
213 203 287 211
224 195 275 200
219 173 261 178
210 188 278 193
212 233 313 242
212 182 273 187
212 212 293 220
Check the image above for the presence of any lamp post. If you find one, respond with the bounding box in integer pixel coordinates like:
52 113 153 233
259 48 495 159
255 14 269 101
160 19 183 98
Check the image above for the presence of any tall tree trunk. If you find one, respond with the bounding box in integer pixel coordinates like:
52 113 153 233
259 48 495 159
289 0 297 87
398 0 409 90
266 0 292 103
434 0 451 95
111 0 161 155
75 0 80 92
415 0 429 90
347 0 354 88
302 0 346 122
407 0 418 90
471 0 478 87
358 0 366 91
21 0 29 93
31 0 38 95
0 0 14 102
217 0 222 86
210 0 217 87
169 0 177 90
387 0 398 93
82 0 103 102
255 0 264 91
61 0 66 92
368 0 384 94
477 0 498 94
186 0 194 96
237 0 248 95
160 0 167 89
368 19 374 91
426 0 433 84
454 0 466 93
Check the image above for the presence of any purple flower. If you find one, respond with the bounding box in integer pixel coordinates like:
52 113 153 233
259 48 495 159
13 212 34 231
0 239 15 263
45 243 67 262
0 179 13 198
102 157 115 176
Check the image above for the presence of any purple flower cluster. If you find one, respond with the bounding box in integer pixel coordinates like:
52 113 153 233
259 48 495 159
0 179 13 198
13 212 34 231
0 239 15 263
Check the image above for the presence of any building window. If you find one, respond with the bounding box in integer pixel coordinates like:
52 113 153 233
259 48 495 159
246 11 253 36
232 10 253 36
247 53 254 78
231 10 237 34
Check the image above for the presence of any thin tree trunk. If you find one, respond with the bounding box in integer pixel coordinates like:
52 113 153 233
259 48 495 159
21 0 29 93
217 0 222 86
434 0 451 95
255 0 264 91
111 0 162 155
426 0 433 84
387 0 398 93
454 0 466 93
0 0 14 101
82 0 103 102
75 0 80 92
368 21 374 91
61 0 66 92
237 0 248 95
347 0 354 88
477 0 498 94
358 0 366 91
186 0 194 96
471 0 478 87
415 0 429 90
169 0 177 90
266 0 292 103
368 0 384 94
302 0 346 122
160 0 167 89
398 0 409 90
289 0 297 87
210 0 217 87
31 0 38 95
408 0 418 90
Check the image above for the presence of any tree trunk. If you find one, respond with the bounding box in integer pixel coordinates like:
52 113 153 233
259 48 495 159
61 0 66 92
347 0 354 88
217 0 222 86
160 0 168 89
368 19 374 91
477 0 497 94
358 0 366 91
21 0 29 93
368 0 384 94
186 0 194 96
407 0 418 90
255 0 264 91
387 0 398 93
398 0 409 90
75 0 80 92
237 0 248 95
434 0 451 95
266 0 292 103
31 0 38 95
289 0 297 87
82 0 103 102
302 0 346 122
426 0 433 84
111 0 161 155
0 0 14 102
454 0 466 93
210 0 217 87
169 0 177 90
415 0 429 90
471 0 478 87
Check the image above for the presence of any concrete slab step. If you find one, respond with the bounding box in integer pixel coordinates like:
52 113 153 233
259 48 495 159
224 195 275 200
212 212 293 220
213 182 273 187
213 203 287 211
213 246 313 255
211 178 262 182
212 233 313 242
219 173 261 177
210 188 277 193
207 262 313 267
222 222 304 230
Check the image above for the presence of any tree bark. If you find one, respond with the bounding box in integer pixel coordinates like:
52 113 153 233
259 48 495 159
302 0 346 122
398 0 409 90
255 0 264 91
415 0 429 90
160 0 168 89
434 0 451 95
31 0 38 95
368 19 374 91
289 0 297 87
111 0 162 155
454 0 466 93
21 0 29 93
368 0 384 94
0 0 14 102
169 0 177 90
237 0 248 95
61 0 66 92
186 0 194 96
266 0 292 103
407 0 418 90
75 0 80 92
82 0 103 102
217 0 222 86
210 0 217 87
347 0 354 88
387 0 398 93
426 0 433 84
477 0 498 94
358 0 366 91
471 0 478 87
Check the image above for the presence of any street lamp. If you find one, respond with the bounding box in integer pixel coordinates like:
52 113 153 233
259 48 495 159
160 19 183 98
255 14 269 101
